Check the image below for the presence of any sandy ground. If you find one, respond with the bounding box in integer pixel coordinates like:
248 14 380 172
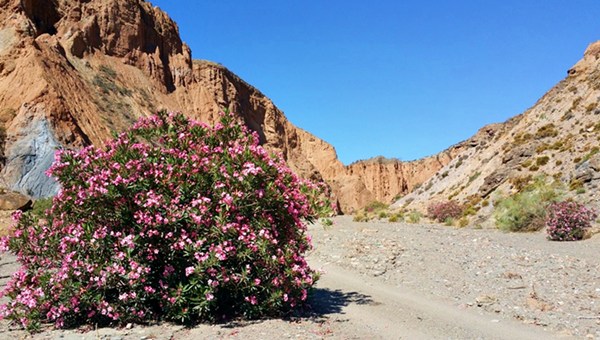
1 216 598 339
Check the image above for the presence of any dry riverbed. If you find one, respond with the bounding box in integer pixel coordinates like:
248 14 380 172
1 215 598 339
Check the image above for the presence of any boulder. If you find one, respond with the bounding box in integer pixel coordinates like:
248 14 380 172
0 191 32 211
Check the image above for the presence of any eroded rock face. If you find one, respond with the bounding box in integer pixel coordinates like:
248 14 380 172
2 115 61 197
346 154 455 204
0 0 457 211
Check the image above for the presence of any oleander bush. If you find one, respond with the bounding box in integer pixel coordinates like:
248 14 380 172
546 201 597 241
427 200 462 223
0 111 331 331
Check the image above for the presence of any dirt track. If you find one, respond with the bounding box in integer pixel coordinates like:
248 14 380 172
1 216 598 339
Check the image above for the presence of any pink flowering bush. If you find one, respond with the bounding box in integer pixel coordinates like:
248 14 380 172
427 200 462 223
0 111 331 330
545 201 597 241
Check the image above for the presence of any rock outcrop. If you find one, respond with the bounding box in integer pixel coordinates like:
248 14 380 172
394 41 600 222
0 0 447 212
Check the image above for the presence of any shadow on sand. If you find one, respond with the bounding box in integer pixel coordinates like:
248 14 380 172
220 288 375 328
308 288 376 315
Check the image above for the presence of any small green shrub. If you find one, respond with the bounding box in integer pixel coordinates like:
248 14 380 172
458 217 469 228
536 156 550 166
353 212 367 222
321 218 334 228
494 177 561 232
387 211 404 223
407 211 422 224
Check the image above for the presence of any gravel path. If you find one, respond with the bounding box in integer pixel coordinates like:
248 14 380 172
309 216 600 338
0 216 598 338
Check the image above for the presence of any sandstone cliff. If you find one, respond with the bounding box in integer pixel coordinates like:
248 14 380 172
394 41 600 223
346 146 462 204
1 0 438 212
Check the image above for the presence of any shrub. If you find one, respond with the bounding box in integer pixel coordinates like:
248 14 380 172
535 124 558 139
387 211 404 223
427 200 462 223
407 210 422 224
458 217 469 228
546 201 597 241
352 212 367 222
377 211 388 219
494 177 561 232
536 156 550 166
0 111 331 330
364 201 388 213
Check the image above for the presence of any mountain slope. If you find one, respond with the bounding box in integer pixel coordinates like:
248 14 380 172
0 0 377 211
394 41 600 223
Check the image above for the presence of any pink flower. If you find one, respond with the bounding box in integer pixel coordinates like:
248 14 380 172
185 266 195 277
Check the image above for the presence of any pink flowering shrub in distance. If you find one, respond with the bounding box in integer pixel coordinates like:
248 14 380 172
545 201 597 241
427 200 462 223
0 111 332 330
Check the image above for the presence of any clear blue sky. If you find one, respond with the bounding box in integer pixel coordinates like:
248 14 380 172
150 0 600 164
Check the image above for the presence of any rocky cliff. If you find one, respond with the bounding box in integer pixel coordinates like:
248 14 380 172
0 0 443 212
394 41 600 223
346 146 463 204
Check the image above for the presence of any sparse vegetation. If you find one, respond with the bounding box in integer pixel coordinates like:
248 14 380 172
388 211 404 223
585 102 597 113
536 156 550 166
513 132 532 145
535 124 559 139
570 97 582 112
458 217 469 228
407 210 422 224
494 177 562 232
467 172 481 185
581 146 599 163
352 201 393 222
568 178 584 191
510 175 533 192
